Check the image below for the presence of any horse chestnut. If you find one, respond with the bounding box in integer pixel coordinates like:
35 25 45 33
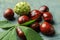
16 27 26 40
30 10 42 20
43 12 53 22
18 15 29 24
4 8 14 20
39 5 49 13
40 22 55 36
30 22 40 32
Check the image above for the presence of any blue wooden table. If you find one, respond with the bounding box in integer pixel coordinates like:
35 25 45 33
0 0 60 40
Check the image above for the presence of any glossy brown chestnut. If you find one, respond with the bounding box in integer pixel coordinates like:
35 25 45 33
39 5 49 13
16 27 26 40
40 22 55 36
30 22 40 32
43 12 53 22
30 10 42 20
4 8 14 20
18 15 29 24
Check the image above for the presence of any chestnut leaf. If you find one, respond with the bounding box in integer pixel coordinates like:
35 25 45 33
0 20 15 28
2 30 12 40
9 27 18 40
19 26 43 40
20 20 36 26
0 27 18 40
0 20 43 40
0 27 13 40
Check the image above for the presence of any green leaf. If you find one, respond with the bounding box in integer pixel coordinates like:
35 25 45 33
20 20 36 26
19 26 43 40
1 27 18 40
2 30 12 40
0 28 13 40
0 31 8 40
9 27 18 40
0 20 15 28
